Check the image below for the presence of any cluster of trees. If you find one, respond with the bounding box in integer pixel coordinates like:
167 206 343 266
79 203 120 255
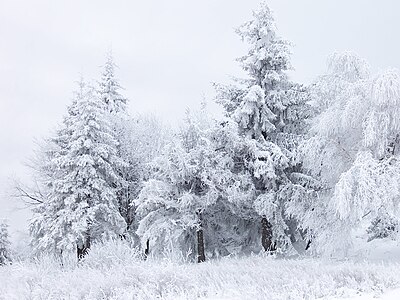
19 2 400 262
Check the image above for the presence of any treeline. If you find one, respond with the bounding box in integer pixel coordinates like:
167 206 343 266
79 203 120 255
18 2 400 262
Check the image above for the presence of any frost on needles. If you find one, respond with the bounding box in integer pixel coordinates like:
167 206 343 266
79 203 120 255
22 2 400 262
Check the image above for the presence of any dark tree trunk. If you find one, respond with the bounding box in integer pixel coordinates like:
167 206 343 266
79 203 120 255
197 212 206 263
77 235 91 261
60 250 64 267
197 228 206 263
144 239 150 259
305 239 312 251
261 217 275 252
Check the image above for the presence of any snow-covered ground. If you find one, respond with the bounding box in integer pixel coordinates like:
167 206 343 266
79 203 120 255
1 240 400 300
342 289 400 300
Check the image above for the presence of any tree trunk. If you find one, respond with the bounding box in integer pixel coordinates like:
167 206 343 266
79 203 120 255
197 212 206 263
197 228 206 263
261 217 275 252
144 239 150 260
305 239 312 251
77 235 91 261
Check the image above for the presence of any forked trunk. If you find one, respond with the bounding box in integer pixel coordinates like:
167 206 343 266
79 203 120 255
77 235 91 261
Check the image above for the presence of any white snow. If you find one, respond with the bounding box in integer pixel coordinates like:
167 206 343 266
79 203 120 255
1 239 400 300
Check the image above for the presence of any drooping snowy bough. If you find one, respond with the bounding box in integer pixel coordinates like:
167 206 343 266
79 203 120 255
300 52 400 256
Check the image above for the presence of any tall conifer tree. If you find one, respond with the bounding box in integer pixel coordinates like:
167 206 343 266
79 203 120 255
216 2 311 252
30 80 126 258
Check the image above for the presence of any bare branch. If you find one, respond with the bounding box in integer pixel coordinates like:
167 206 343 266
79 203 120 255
13 180 44 205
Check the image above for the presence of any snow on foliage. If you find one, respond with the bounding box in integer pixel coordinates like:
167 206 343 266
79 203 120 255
114 113 168 240
30 80 126 254
300 51 400 256
136 107 226 258
215 1 312 253
0 221 11 266
98 51 128 114
14 0 400 278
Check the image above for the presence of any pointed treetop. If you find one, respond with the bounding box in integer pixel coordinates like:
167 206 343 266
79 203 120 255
98 51 128 114
237 1 277 43
236 1 292 91
104 49 116 78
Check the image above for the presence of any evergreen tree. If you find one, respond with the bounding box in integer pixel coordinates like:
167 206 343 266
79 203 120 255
96 52 134 239
215 2 311 253
30 78 87 254
30 80 126 258
98 51 127 114
0 221 11 266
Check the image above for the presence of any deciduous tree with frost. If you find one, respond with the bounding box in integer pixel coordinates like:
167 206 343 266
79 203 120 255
136 107 220 262
300 52 400 256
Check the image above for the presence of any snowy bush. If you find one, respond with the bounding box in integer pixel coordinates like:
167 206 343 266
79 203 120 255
80 239 142 269
367 214 399 242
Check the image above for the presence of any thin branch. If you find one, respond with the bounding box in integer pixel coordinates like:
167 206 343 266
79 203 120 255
13 182 44 205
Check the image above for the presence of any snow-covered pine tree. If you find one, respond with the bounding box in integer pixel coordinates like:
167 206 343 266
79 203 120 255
30 80 126 259
301 52 400 256
203 118 262 256
96 52 137 240
98 51 127 114
0 221 11 265
215 2 311 253
30 78 87 254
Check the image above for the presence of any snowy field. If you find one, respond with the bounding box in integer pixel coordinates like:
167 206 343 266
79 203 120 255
1 241 400 300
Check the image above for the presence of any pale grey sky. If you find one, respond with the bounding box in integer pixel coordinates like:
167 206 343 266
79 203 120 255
1 0 400 239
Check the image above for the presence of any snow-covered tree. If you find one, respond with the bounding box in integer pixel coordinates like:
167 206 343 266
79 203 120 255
0 221 11 265
136 107 219 262
136 100 299 259
30 80 126 258
96 53 167 241
98 51 127 114
96 53 135 240
300 52 400 256
116 113 169 241
29 78 88 254
215 2 311 253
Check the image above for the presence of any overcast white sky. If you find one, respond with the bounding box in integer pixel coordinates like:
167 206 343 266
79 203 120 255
1 0 400 239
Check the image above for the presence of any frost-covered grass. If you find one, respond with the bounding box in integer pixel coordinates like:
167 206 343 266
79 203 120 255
1 240 400 300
